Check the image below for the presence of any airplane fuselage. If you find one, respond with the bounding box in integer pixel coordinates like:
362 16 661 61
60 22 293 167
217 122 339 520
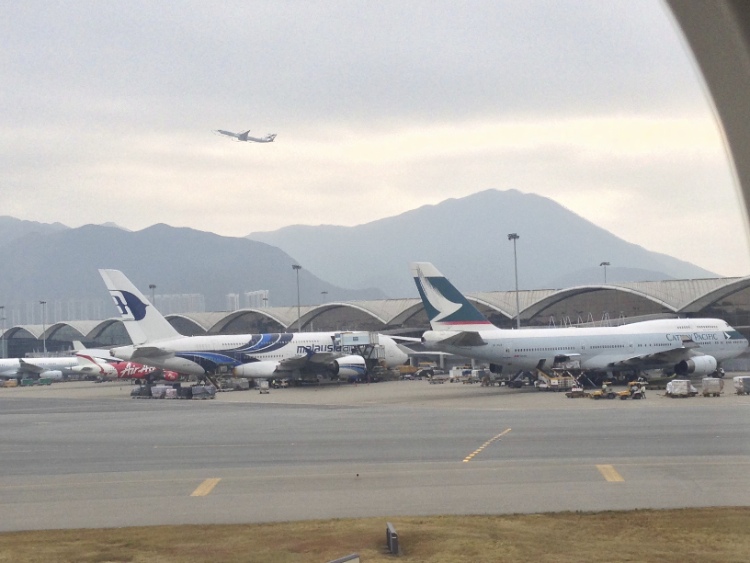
111 332 407 377
423 318 748 376
0 357 80 379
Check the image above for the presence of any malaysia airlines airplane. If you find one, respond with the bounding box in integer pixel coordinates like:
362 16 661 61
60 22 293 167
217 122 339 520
411 262 749 379
215 129 277 143
99 269 409 382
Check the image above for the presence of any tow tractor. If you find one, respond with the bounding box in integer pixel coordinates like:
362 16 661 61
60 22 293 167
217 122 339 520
616 381 646 400
565 386 589 398
589 381 616 400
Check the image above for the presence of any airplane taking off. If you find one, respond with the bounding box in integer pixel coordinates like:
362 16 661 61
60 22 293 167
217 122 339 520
410 262 749 379
215 129 277 143
99 269 409 382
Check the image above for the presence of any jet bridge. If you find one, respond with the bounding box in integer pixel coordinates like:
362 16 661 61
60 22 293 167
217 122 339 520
334 331 386 379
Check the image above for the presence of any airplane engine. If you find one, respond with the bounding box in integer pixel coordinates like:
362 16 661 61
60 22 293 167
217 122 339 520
40 370 64 381
329 355 367 377
162 370 180 382
233 361 280 378
421 331 453 350
674 355 717 376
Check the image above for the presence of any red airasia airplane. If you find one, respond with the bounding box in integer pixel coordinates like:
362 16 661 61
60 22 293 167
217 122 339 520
112 361 180 382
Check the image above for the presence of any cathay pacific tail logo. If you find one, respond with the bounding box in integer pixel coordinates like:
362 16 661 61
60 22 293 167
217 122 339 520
416 266 461 322
109 290 148 321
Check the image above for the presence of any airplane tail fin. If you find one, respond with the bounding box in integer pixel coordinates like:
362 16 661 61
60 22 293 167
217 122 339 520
73 353 117 379
410 262 494 331
99 269 181 345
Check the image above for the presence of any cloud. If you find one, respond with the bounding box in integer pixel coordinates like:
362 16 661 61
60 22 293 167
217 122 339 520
1 0 747 277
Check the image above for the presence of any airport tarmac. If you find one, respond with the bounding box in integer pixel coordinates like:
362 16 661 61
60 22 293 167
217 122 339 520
1 379 749 531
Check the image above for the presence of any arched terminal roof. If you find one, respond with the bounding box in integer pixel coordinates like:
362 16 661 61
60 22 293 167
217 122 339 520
4 276 750 355
473 289 557 320
166 312 228 335
614 278 747 311
677 277 750 313
520 285 676 321
42 321 102 341
3 326 43 340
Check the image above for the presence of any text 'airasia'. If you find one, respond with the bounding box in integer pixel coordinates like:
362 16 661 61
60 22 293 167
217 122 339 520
113 362 179 382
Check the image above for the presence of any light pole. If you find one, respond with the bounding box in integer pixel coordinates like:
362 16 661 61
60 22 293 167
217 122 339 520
149 284 156 306
39 300 47 354
507 233 521 329
321 290 328 304
600 262 610 284
0 305 6 359
292 264 302 332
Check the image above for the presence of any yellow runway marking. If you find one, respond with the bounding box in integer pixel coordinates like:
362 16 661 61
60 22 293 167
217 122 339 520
596 464 624 482
463 428 511 462
190 478 221 497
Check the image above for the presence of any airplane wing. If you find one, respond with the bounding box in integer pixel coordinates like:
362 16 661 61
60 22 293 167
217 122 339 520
390 336 422 343
215 130 238 138
438 331 487 347
609 338 701 367
277 350 339 371
17 359 46 375
130 346 175 359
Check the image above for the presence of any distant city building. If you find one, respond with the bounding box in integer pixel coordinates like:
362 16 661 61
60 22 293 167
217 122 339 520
226 293 240 311
7 299 109 324
154 293 206 315
244 290 269 308
226 290 269 311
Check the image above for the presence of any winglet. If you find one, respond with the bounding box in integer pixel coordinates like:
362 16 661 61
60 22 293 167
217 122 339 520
410 262 494 331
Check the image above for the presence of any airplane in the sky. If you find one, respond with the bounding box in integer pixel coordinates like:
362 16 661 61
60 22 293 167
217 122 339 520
99 269 409 383
215 129 277 143
410 262 749 380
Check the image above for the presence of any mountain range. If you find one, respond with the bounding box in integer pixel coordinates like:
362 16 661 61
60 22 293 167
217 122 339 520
1 189 719 323
0 220 385 318
249 189 717 297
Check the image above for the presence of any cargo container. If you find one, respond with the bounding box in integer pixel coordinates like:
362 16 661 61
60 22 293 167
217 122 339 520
701 377 724 397
733 375 750 395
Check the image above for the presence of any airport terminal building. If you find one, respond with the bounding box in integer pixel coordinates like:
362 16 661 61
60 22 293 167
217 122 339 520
3 276 750 359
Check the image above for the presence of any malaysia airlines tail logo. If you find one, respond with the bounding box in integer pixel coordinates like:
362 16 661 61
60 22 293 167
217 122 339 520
415 266 461 322
109 290 148 321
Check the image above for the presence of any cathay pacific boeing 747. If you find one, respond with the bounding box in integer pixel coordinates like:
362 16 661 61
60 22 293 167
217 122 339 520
410 262 748 379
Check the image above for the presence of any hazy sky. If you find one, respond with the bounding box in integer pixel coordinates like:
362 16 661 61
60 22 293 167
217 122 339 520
2 0 749 276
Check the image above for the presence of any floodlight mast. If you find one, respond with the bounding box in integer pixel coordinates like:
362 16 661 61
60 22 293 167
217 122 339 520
292 265 302 332
507 233 521 329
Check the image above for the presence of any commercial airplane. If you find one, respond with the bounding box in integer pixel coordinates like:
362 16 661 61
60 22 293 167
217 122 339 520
72 354 179 383
0 356 81 381
215 129 277 143
410 262 749 380
111 361 180 383
71 353 118 379
99 269 409 382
